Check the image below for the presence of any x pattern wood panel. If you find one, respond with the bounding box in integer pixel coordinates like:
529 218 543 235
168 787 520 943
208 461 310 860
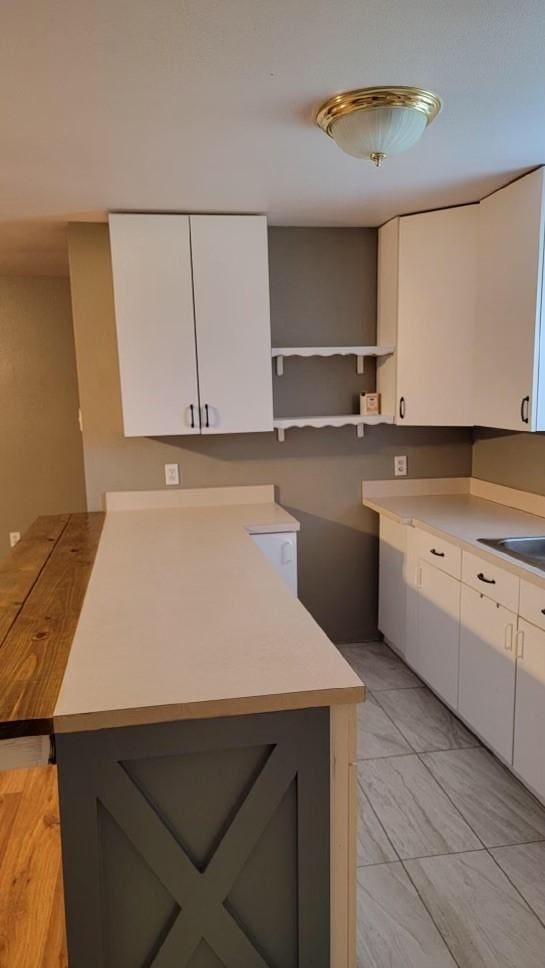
57 709 330 968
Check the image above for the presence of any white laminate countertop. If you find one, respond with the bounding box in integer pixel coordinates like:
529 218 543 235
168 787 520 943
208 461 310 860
54 500 363 732
363 489 545 589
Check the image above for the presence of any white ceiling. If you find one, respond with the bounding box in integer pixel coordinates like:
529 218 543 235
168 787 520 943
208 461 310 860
1 0 544 274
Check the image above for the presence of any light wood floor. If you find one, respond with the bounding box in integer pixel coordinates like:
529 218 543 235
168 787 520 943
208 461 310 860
0 766 67 968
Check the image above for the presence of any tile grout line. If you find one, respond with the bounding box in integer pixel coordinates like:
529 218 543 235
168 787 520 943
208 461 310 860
415 749 545 850
365 689 419 754
357 751 418 763
367 684 426 692
356 782 400 866
400 857 464 968
487 846 545 930
413 750 487 848
360 845 489 867
371 687 481 754
358 745 481 763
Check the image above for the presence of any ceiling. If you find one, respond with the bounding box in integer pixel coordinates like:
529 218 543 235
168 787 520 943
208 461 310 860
1 0 544 274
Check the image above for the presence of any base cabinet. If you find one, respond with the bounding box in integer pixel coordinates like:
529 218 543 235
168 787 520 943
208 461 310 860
513 618 545 802
251 531 298 596
378 516 408 654
459 585 517 762
413 561 460 708
377 512 545 804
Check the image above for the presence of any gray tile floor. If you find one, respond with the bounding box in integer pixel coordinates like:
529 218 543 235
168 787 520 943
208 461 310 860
340 640 545 968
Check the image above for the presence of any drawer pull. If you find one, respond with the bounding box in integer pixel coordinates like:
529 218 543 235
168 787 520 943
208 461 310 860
477 572 496 585
430 548 445 557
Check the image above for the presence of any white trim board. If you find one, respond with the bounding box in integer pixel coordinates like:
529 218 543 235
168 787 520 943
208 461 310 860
361 477 545 520
469 479 545 519
0 735 51 773
105 484 275 511
362 478 470 500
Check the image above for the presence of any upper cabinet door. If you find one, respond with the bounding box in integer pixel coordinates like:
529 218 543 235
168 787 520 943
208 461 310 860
190 215 273 435
378 205 477 426
474 168 545 431
109 214 200 437
397 206 477 426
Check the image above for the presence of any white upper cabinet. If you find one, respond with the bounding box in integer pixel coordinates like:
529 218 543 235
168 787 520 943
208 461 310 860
377 205 477 426
109 213 273 437
109 214 200 437
475 168 545 431
190 216 273 435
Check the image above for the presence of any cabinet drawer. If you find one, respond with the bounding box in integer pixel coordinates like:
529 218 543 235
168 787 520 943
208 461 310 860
519 579 545 633
462 550 519 611
414 529 461 579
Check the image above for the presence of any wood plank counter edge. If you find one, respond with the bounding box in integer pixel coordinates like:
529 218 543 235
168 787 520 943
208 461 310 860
0 513 105 739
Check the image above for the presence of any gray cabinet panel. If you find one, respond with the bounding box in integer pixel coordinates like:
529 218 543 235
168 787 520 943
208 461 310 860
56 708 330 968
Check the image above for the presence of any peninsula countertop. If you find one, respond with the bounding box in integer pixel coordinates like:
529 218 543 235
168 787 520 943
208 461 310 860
54 488 364 733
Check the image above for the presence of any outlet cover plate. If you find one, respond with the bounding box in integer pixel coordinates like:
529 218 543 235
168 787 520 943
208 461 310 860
394 455 407 477
164 463 180 486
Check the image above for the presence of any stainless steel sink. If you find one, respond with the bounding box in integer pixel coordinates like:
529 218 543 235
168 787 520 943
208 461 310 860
477 536 545 571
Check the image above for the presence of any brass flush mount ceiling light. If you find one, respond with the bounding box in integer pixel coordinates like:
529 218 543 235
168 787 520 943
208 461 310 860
315 86 442 167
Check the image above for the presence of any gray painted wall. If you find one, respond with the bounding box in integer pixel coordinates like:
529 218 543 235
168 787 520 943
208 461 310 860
0 276 86 558
69 223 472 642
473 429 545 495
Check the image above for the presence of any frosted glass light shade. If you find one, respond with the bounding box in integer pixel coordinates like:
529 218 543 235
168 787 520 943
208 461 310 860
330 106 428 160
316 87 442 166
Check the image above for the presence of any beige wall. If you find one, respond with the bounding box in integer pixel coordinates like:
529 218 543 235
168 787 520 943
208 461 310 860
69 223 472 642
473 429 545 494
0 276 86 557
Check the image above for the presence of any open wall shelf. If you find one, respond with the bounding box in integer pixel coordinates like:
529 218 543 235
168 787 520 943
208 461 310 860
271 345 394 375
273 414 394 442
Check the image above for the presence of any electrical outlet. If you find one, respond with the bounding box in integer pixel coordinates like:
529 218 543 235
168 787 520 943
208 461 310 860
164 463 180 486
9 531 21 548
394 455 407 477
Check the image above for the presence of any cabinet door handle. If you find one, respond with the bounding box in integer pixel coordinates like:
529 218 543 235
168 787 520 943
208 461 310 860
515 629 525 659
281 541 294 565
477 572 496 585
521 395 530 424
189 404 195 429
204 404 210 428
504 623 513 652
399 396 406 420
416 565 423 589
430 548 445 557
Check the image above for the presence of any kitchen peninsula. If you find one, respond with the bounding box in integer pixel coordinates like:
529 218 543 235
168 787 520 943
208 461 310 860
0 485 364 968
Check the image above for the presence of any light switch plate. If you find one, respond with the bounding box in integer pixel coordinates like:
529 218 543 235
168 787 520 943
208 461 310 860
164 463 180 486
394 455 407 477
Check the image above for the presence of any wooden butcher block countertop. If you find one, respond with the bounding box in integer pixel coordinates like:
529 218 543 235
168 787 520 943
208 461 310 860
0 512 104 739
